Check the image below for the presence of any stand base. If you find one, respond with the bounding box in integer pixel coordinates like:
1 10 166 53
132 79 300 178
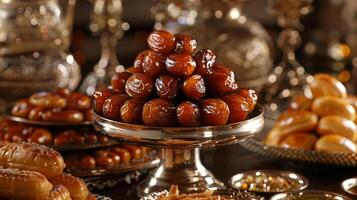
137 148 225 197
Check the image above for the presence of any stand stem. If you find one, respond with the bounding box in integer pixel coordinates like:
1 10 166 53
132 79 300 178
137 148 225 197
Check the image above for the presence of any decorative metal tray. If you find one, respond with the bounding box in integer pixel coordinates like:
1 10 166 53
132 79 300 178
93 105 264 149
5 106 92 126
241 107 357 167
49 140 118 151
140 188 264 200
93 194 112 200
270 190 352 200
66 158 160 177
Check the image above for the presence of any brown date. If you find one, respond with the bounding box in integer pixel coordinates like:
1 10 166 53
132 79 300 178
83 109 93 122
174 33 197 54
93 89 114 114
80 156 96 169
127 65 144 74
142 98 177 127
205 64 238 96
95 155 114 169
182 74 206 101
155 74 179 100
29 92 66 109
107 152 121 166
11 99 33 118
42 110 84 123
133 51 146 73
53 130 84 145
4 125 25 141
98 135 109 143
134 50 165 77
222 93 250 123
120 99 144 124
193 49 216 76
200 98 230 126
165 54 196 77
177 101 200 127
111 72 132 94
102 94 129 121
84 133 98 144
56 88 71 98
123 145 142 160
27 128 52 144
65 92 91 110
112 148 131 164
125 73 154 99
238 88 257 113
28 107 45 121
147 30 176 54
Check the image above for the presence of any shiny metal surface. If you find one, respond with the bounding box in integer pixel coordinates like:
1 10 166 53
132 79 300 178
229 170 309 196
341 177 357 196
93 105 264 148
94 105 264 196
93 194 112 200
141 188 264 200
67 158 160 177
137 148 225 196
5 106 92 126
270 190 352 200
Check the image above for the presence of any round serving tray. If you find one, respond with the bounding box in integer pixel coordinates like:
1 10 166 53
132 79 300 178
49 140 118 151
66 158 160 177
93 105 264 148
270 190 352 200
140 188 264 200
93 194 112 200
241 107 357 167
4 106 92 126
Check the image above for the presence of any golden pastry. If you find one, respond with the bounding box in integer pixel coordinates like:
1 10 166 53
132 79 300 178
315 134 357 154
312 96 356 121
317 116 357 142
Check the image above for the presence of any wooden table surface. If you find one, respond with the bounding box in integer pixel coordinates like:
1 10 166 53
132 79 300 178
95 144 357 200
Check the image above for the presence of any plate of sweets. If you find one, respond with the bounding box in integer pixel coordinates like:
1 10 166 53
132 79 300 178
242 73 357 167
7 88 93 126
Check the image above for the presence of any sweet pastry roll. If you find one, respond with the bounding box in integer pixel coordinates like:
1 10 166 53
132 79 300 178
308 73 347 98
312 96 356 121
276 110 318 136
0 142 65 177
0 168 52 200
317 116 357 142
49 173 89 200
280 132 317 150
46 185 71 200
315 134 357 154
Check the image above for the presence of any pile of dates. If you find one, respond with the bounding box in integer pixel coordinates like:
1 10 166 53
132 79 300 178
94 30 257 127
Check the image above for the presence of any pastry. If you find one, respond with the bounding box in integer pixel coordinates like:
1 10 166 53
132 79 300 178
0 142 65 177
49 173 89 200
315 134 357 154
312 96 356 121
317 116 357 141
0 168 52 200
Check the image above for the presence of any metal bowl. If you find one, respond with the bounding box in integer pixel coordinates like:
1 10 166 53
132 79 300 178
93 105 264 148
270 190 352 200
93 194 112 200
229 170 308 197
341 177 357 196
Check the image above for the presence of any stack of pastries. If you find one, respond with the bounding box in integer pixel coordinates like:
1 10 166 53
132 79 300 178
266 73 357 154
0 142 95 200
11 88 92 124
94 30 257 127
